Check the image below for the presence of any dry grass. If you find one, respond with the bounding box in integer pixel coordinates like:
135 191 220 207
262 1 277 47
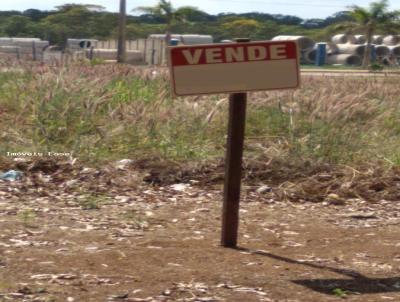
0 60 399 166
246 75 400 164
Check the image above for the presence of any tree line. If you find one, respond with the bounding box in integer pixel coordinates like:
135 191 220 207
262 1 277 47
0 1 398 52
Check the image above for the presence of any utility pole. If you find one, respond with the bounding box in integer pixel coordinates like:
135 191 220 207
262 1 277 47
117 0 126 63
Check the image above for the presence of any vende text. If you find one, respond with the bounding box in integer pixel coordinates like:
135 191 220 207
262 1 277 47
171 42 297 66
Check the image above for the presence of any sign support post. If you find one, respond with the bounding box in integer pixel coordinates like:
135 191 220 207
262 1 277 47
221 91 247 248
221 38 250 248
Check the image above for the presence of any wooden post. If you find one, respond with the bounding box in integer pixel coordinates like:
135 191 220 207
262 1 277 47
117 0 126 63
151 39 156 65
16 47 20 60
32 41 37 61
143 39 148 64
89 47 94 60
161 40 166 65
221 38 250 248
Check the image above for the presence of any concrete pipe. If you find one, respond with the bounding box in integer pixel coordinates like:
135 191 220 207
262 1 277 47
380 56 395 66
300 50 307 64
326 54 362 66
149 34 182 39
271 35 315 51
375 45 390 56
301 49 316 64
331 34 356 44
354 35 366 44
305 49 317 63
336 44 365 56
388 45 400 56
383 35 400 46
67 39 98 49
372 35 383 45
149 34 213 45
299 53 307 64
181 35 213 45
326 43 339 55
149 34 183 43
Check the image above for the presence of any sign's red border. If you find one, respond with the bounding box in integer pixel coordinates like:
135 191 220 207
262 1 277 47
168 40 301 97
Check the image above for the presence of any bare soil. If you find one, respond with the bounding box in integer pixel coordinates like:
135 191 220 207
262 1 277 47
0 158 399 302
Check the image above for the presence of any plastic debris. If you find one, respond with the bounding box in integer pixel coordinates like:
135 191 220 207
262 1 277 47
256 185 272 194
0 170 23 181
170 183 190 192
115 159 134 170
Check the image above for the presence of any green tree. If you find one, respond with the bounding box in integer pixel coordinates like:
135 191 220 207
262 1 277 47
87 12 117 39
124 23 164 39
221 19 263 40
55 4 105 12
174 6 212 22
40 4 105 46
343 0 400 67
3 15 36 36
23 9 49 22
134 1 200 43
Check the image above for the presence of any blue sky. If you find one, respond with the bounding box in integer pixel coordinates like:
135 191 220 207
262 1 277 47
4 0 400 19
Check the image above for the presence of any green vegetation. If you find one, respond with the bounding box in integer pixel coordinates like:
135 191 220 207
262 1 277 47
122 210 149 229
332 288 349 298
18 208 36 226
134 0 193 44
0 2 396 44
0 63 399 167
338 0 400 67
79 196 102 210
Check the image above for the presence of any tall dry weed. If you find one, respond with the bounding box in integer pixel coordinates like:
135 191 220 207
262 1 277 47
0 62 399 165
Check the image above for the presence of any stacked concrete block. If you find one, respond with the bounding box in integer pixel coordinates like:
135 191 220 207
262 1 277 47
67 39 98 50
0 37 49 60
85 48 145 64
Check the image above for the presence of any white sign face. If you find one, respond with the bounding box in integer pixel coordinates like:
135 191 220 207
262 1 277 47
168 40 300 96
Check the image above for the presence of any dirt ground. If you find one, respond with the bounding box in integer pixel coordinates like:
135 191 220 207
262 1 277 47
0 158 399 302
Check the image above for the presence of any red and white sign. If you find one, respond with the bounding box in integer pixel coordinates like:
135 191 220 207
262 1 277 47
168 40 300 96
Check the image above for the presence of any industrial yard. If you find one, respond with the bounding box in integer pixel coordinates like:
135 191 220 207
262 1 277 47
1 33 400 67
